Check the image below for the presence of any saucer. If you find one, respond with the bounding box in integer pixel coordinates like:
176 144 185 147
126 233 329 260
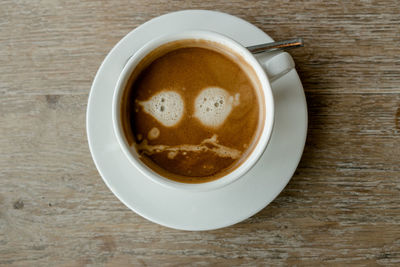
87 10 307 231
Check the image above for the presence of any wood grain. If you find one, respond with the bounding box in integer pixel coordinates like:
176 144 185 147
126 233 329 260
1 0 399 266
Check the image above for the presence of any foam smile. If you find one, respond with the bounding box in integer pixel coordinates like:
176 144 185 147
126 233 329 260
135 134 241 160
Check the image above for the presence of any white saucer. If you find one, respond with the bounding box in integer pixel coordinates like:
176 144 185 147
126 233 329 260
87 10 307 231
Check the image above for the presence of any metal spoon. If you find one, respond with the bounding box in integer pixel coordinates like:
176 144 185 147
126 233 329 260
247 38 304 54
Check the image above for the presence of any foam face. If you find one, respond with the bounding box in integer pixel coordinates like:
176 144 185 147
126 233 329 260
125 45 260 181
138 91 184 127
194 87 240 128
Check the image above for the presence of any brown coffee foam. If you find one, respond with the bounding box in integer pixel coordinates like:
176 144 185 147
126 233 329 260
120 39 265 183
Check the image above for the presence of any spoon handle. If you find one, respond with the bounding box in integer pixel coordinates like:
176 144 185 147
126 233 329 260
247 38 304 54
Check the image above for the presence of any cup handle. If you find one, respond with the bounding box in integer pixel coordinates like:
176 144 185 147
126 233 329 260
255 51 295 83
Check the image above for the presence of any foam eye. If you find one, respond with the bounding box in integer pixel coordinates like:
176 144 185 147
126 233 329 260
138 91 184 127
194 87 240 128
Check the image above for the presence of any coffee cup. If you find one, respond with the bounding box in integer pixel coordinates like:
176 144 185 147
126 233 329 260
112 30 294 191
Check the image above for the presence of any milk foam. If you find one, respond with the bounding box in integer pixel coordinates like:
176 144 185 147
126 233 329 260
148 127 160 140
136 134 241 160
194 87 240 128
138 91 184 127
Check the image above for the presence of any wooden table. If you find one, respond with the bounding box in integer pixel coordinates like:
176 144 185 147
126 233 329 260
1 1 399 265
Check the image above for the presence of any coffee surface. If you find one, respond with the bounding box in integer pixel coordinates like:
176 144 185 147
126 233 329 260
122 41 262 183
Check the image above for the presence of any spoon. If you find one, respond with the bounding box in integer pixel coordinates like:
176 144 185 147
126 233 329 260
247 38 304 54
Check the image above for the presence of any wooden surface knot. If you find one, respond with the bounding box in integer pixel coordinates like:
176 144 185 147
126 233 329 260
13 199 24 210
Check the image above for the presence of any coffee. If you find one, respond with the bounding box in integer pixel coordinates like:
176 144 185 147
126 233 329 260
120 40 265 183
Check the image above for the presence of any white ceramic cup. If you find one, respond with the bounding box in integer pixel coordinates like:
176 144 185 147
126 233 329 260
112 30 294 191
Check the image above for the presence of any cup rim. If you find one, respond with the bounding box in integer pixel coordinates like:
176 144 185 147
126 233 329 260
112 30 274 192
